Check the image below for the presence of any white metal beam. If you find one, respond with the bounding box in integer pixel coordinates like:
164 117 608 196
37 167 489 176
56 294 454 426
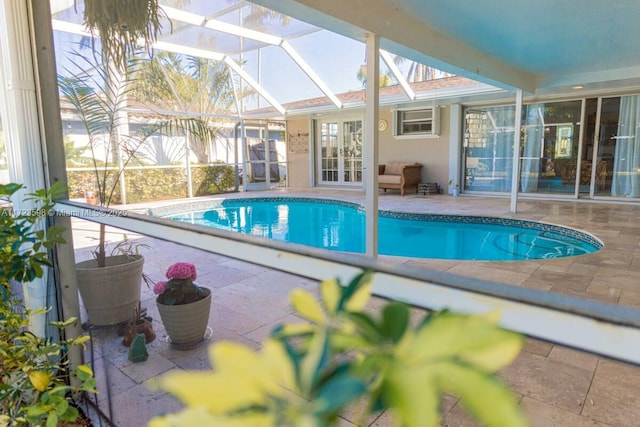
510 89 523 213
364 34 379 258
152 41 225 61
379 49 415 100
50 20 286 116
224 57 286 115
281 41 342 108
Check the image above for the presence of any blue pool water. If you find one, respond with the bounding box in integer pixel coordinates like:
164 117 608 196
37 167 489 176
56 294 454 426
165 198 601 261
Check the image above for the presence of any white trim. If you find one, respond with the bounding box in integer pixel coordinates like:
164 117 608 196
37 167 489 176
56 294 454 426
393 106 440 138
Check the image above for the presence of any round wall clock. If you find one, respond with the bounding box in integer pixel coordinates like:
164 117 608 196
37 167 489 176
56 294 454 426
378 119 388 131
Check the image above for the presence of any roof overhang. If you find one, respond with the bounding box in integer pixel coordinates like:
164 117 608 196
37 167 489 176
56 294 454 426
248 0 640 96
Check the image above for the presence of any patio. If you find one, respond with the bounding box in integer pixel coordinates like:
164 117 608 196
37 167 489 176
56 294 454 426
72 190 640 426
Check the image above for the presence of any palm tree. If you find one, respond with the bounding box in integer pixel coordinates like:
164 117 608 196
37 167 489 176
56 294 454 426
225 0 291 29
132 52 253 163
58 53 218 267
393 56 452 82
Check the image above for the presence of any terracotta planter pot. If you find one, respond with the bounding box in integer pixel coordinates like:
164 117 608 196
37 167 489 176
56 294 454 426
157 289 211 350
122 318 156 347
76 255 144 326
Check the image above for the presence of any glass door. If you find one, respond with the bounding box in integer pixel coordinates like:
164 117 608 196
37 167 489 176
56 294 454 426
318 119 363 186
342 120 363 184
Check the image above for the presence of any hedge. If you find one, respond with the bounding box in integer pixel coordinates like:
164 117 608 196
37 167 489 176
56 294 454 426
66 163 237 204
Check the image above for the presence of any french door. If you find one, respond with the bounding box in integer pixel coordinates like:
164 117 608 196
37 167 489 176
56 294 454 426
317 119 363 186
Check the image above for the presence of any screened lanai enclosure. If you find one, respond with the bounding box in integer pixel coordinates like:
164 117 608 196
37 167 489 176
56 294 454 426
47 0 445 203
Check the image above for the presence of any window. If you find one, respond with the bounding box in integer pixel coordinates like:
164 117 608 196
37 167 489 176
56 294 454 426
394 108 439 138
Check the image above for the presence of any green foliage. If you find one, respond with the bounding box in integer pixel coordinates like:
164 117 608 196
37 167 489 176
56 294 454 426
59 52 220 266
66 163 236 203
150 273 528 427
83 0 165 73
194 163 236 195
0 183 97 426
0 183 66 285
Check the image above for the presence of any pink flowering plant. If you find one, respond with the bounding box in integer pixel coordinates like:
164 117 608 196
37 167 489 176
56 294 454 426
154 262 209 305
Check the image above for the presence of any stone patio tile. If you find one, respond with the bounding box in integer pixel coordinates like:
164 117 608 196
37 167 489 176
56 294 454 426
582 360 640 427
119 352 176 384
243 312 306 343
528 270 592 293
565 262 601 277
580 250 633 268
591 267 640 291
522 338 553 357
207 300 274 335
403 258 461 272
521 279 554 291
480 261 541 274
219 257 275 274
440 400 486 427
446 263 530 285
520 397 611 426
547 346 599 371
91 357 137 404
619 290 640 308
196 264 262 289
108 371 184 427
499 351 593 413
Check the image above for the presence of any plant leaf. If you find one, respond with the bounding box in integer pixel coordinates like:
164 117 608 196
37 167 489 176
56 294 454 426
404 312 523 371
290 289 325 325
29 371 52 392
437 362 528 427
319 278 340 315
380 302 409 343
313 372 366 416
382 363 440 427
299 330 329 394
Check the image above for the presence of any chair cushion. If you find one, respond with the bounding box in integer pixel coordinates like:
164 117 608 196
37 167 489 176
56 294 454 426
378 175 402 184
385 162 405 175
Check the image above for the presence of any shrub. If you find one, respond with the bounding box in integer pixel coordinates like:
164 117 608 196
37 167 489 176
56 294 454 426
150 272 527 427
66 163 237 203
0 183 96 426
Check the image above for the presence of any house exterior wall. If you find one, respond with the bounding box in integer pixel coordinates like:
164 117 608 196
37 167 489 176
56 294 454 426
285 117 312 188
378 106 450 190
285 106 453 192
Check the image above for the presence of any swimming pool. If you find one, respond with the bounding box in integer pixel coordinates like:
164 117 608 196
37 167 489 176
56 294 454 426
160 197 602 261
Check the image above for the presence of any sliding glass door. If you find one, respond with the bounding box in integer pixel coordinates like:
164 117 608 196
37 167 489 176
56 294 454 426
589 96 640 198
519 100 582 195
463 107 515 192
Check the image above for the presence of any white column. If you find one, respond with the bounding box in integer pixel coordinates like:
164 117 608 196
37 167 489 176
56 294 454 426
364 34 379 258
449 104 462 194
185 134 193 198
0 0 47 335
510 89 523 213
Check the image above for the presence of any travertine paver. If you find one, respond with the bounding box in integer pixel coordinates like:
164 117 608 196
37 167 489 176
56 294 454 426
71 191 640 426
582 360 640 427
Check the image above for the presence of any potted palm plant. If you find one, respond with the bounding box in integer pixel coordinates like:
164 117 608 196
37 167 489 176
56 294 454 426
59 52 217 326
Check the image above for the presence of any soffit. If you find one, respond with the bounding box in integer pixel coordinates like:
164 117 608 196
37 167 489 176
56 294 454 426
248 0 640 95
